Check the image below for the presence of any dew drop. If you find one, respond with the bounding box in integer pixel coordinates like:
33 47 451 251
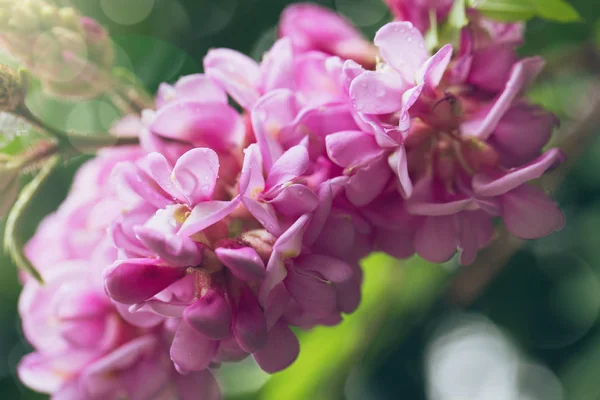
376 87 386 98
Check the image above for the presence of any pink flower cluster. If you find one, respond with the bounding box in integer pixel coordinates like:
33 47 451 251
19 2 564 399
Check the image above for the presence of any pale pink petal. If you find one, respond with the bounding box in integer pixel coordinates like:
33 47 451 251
134 226 202 267
502 185 564 239
172 148 220 205
112 162 171 209
145 152 184 201
326 130 383 168
417 44 453 93
345 155 392 206
253 321 299 373
178 196 241 237
104 259 186 304
473 148 564 197
260 38 295 93
389 147 413 198
174 74 228 104
184 290 232 339
374 22 429 81
399 83 424 132
239 144 266 197
349 69 407 114
204 48 261 109
304 177 347 246
242 197 281 236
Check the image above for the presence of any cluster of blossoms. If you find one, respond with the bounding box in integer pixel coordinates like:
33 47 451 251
18 1 564 398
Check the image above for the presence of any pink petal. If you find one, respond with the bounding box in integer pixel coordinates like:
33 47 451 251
172 148 220 205
349 69 407 114
285 266 337 318
326 130 383 168
242 196 281 236
388 146 413 198
184 290 232 339
296 255 354 284
18 352 95 394
170 321 219 372
259 253 288 308
253 321 299 373
251 89 300 170
239 144 266 197
502 185 565 239
174 74 228 104
203 48 261 109
215 247 266 281
274 213 311 257
112 162 171 209
269 184 319 217
304 177 348 246
266 144 309 189
398 83 424 132
175 370 222 400
417 44 453 93
406 198 474 216
415 216 458 263
150 102 245 151
178 196 241 237
345 155 392 206
233 286 268 353
145 152 184 202
134 226 202 267
260 38 295 93
114 302 164 328
473 148 564 197
457 211 494 265
374 22 429 81
103 259 186 304
462 57 546 139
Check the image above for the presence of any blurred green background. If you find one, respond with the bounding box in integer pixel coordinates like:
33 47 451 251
1 0 600 398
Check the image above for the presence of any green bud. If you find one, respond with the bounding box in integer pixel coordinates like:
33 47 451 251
0 65 27 112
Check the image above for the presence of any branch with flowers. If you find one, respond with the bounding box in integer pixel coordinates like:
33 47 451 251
0 0 586 398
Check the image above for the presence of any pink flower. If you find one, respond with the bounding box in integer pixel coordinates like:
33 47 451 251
343 21 563 263
278 3 377 67
385 0 453 32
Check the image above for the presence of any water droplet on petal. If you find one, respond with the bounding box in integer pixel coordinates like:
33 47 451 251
376 87 386 98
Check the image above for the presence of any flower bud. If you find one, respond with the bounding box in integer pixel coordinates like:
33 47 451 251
0 64 27 112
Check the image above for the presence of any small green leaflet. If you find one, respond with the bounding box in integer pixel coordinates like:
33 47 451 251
468 0 581 23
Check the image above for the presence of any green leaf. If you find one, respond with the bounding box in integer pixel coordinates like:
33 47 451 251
468 0 580 23
425 10 440 52
531 0 582 22
439 0 468 47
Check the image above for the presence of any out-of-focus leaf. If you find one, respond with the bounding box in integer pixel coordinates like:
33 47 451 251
439 0 468 46
468 0 580 23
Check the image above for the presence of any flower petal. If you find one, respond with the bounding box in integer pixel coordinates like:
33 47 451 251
253 321 299 373
104 259 186 304
178 196 240 237
175 370 222 400
374 22 428 81
215 247 266 282
502 185 564 239
184 290 232 340
170 321 219 373
349 69 407 114
417 44 453 93
388 146 413 198
326 130 383 168
345 155 392 206
172 148 220 205
269 184 319 217
233 286 268 353
415 216 458 263
134 226 202 267
266 144 309 189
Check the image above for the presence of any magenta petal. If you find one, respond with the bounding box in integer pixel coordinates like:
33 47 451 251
415 216 458 263
304 177 347 246
253 321 299 373
296 255 354 284
502 185 565 239
259 252 288 307
170 321 219 372
457 211 493 265
260 38 295 93
350 69 407 114
374 21 428 81
175 370 222 400
406 197 473 216
178 196 241 237
172 148 220 205
204 48 261 109
266 144 309 189
326 130 383 168
473 148 564 197
285 266 337 318
274 214 311 257
233 286 268 353
345 156 392 206
399 83 424 132
104 259 186 304
215 247 266 281
389 147 413 198
463 57 546 139
269 184 319 217
112 162 171 209
184 291 232 339
134 226 202 267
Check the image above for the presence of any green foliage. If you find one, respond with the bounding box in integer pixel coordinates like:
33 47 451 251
468 0 581 22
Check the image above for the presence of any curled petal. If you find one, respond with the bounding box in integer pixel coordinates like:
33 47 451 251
178 196 241 238
473 149 564 197
259 252 288 307
239 144 266 197
417 44 453 93
135 226 202 267
266 144 310 189
242 197 281 236
345 156 392 206
389 147 413 198
253 321 299 373
104 259 186 304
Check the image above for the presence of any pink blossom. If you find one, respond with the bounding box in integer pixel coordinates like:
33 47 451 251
278 3 377 67
385 0 453 32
